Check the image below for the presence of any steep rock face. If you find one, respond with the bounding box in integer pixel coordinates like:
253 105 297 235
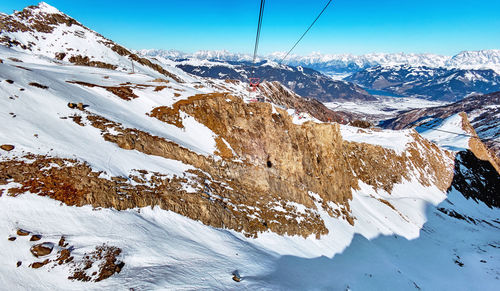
449 150 500 208
1 92 455 239
146 93 455 224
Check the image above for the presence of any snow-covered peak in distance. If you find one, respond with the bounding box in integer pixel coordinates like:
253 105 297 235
140 49 500 74
34 2 62 14
449 49 500 68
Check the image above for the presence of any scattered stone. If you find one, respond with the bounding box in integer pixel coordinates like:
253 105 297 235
8 236 16 241
1 144 15 152
30 259 49 269
30 234 42 241
77 102 84 110
55 52 66 60
16 229 30 236
30 243 54 257
57 249 71 265
58 236 68 247
232 270 241 282
5 79 14 84
69 245 124 282
152 78 169 83
67 102 77 109
19 88 24 91
28 82 48 89
17 261 22 267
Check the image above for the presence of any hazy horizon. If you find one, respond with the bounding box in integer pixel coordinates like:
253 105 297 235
1 0 499 56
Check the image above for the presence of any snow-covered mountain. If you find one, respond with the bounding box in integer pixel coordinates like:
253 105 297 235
1 3 499 290
140 49 500 75
161 58 374 102
345 65 500 101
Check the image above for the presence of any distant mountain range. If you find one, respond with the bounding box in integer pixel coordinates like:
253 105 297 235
345 65 500 101
162 58 374 102
142 49 500 101
140 49 500 75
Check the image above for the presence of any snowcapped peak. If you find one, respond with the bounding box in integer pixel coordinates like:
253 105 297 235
32 2 61 14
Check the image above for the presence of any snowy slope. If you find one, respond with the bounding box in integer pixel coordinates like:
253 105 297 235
2 47 499 289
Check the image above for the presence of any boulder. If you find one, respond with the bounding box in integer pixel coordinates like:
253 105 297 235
30 259 49 269
30 243 53 257
1 144 15 152
16 229 29 236
30 235 42 241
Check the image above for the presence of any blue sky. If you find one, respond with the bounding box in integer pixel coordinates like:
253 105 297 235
1 0 499 55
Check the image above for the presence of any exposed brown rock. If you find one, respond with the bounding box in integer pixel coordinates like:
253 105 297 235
68 245 124 282
8 236 16 241
30 243 53 257
55 52 66 60
17 229 30 236
30 234 42 241
17 261 22 267
68 55 117 70
30 259 50 269
28 82 48 89
152 78 169 83
56 249 71 265
154 86 167 92
58 236 68 247
1 144 15 151
349 119 373 129
8 57 22 62
5 79 14 84
67 81 138 101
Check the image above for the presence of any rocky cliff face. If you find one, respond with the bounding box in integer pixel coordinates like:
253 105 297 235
0 87 455 239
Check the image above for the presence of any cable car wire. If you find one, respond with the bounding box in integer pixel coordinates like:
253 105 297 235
415 123 497 141
253 0 266 64
279 0 333 64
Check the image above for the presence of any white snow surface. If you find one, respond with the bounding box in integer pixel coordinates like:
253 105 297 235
340 125 414 155
325 97 447 119
1 177 498 290
416 114 471 152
